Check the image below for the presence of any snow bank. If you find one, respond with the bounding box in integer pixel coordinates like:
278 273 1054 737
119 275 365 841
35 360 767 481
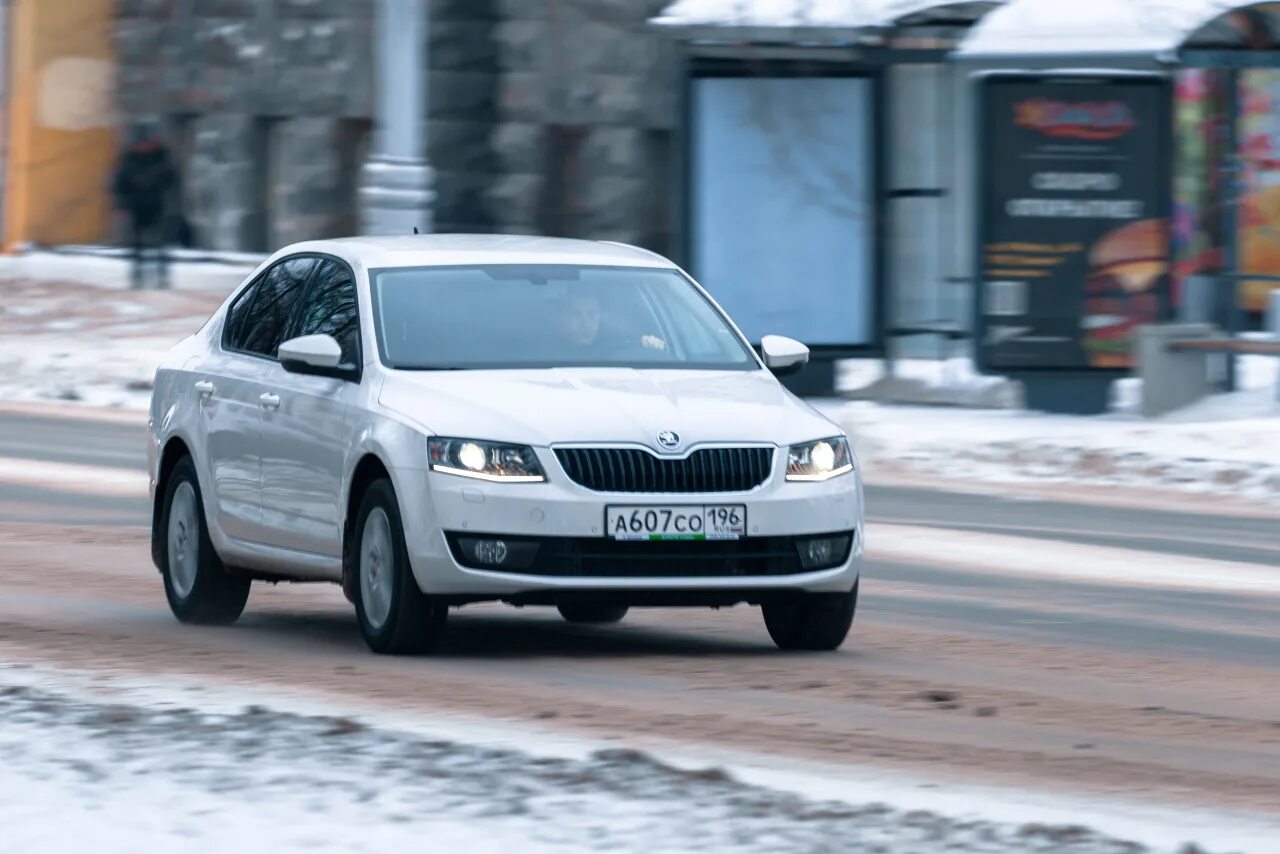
2 662 1271 853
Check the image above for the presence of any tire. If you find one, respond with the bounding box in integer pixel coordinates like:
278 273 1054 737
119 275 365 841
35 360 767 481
159 456 250 625
762 581 858 651
353 478 447 655
557 603 629 625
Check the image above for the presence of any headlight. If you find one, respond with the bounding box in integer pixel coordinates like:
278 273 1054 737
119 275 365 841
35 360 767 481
786 436 853 482
428 438 546 483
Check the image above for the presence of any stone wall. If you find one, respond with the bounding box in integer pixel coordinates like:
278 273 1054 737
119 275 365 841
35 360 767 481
114 0 677 252
490 0 678 250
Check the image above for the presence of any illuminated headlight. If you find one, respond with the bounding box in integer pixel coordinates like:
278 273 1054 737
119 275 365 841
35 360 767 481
786 436 853 482
428 438 545 483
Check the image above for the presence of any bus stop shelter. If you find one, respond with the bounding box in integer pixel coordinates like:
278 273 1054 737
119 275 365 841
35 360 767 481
651 1 1004 393
958 0 1280 402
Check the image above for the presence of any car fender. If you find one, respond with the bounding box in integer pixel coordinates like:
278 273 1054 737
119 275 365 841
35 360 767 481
341 412 431 527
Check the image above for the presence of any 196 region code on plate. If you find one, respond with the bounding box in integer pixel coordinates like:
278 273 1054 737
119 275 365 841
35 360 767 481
605 505 746 541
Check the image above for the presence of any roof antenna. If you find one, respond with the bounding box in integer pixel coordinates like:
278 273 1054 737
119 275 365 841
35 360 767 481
413 226 420 234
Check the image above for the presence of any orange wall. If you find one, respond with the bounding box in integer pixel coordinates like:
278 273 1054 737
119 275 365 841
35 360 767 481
4 0 117 249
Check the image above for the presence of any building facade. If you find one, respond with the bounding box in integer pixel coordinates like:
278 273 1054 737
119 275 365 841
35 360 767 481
114 0 676 253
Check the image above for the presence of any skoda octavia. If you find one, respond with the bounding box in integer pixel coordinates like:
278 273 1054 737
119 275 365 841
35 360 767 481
148 235 864 654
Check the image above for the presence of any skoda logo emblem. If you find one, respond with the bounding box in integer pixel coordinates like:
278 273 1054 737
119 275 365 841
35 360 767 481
656 431 681 450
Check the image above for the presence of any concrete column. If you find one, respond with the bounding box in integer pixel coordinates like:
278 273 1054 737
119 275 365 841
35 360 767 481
1135 323 1218 418
360 0 435 235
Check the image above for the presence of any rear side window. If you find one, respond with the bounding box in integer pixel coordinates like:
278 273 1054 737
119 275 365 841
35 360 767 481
223 280 259 351
294 259 360 365
224 257 317 358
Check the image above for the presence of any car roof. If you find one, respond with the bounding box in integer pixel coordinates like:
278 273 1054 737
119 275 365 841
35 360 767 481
278 234 676 270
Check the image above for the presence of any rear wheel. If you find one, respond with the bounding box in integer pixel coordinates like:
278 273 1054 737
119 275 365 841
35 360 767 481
353 479 446 655
557 603 629 625
762 582 857 651
160 456 250 625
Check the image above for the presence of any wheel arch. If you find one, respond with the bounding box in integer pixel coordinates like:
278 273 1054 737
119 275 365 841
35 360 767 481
342 453 395 600
151 436 194 570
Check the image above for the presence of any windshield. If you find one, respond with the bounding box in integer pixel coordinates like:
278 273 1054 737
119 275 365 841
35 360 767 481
370 264 759 371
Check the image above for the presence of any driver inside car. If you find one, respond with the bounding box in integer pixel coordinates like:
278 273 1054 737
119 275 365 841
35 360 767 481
556 290 666 354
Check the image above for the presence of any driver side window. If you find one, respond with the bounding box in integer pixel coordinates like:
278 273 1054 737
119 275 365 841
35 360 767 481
652 280 744 362
293 259 361 366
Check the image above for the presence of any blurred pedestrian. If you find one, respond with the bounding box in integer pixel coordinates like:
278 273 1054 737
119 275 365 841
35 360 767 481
113 120 178 289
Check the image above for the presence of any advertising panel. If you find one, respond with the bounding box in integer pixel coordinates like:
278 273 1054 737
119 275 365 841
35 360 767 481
690 75 875 348
977 74 1172 371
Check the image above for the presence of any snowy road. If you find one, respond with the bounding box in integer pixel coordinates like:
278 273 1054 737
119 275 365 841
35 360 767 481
0 406 1278 851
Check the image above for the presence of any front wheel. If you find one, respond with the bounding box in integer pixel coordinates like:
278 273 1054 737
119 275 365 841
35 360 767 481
353 479 447 655
160 456 250 624
762 582 858 651
558 603 629 624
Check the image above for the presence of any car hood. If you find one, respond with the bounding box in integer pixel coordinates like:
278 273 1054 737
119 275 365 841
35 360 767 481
378 368 839 450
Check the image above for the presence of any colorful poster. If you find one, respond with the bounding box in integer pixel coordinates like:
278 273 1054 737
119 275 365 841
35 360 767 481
1237 69 1280 313
1171 69 1224 304
977 74 1172 371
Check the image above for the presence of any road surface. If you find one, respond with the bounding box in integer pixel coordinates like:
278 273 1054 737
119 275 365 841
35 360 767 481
0 404 1277 833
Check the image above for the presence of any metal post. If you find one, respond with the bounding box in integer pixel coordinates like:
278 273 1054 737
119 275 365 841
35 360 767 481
359 0 434 235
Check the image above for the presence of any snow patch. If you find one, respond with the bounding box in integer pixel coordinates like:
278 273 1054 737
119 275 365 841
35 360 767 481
0 278 225 410
0 457 149 497
873 523 1280 593
833 351 1280 502
841 400 1280 503
654 0 881 28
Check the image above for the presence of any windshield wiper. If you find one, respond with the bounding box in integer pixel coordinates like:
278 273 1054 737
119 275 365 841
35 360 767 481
397 365 469 371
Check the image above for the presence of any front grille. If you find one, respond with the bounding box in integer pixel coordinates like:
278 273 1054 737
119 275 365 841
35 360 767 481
554 446 773 493
446 532 854 578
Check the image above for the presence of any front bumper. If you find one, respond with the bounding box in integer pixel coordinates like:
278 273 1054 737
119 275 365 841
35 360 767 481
394 447 864 599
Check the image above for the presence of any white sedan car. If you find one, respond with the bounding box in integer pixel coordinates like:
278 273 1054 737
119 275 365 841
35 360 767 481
148 235 864 654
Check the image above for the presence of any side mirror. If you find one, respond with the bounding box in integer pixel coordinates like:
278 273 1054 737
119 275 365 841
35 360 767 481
760 334 809 376
279 334 355 380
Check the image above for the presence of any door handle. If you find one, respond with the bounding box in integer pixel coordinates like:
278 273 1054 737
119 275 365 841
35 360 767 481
259 392 281 410
194 380 215 398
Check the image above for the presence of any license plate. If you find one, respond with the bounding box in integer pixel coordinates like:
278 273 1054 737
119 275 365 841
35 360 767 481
605 505 746 541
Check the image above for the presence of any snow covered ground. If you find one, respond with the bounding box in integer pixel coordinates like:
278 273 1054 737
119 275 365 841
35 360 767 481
1 661 1269 854
0 275 226 409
